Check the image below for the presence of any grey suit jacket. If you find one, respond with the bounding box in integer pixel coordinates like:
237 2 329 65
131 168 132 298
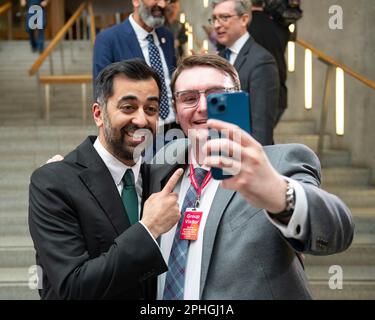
150 139 354 299
220 36 279 146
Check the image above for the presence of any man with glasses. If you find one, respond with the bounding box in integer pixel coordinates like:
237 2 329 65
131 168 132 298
151 54 353 300
93 0 177 131
210 0 279 146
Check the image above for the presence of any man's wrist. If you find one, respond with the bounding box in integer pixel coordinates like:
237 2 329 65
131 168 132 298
268 180 296 219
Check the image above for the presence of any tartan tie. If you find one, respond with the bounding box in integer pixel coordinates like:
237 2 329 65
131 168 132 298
163 167 208 300
146 33 170 120
121 169 138 225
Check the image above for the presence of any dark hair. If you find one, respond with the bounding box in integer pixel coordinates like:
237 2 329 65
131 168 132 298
95 59 162 108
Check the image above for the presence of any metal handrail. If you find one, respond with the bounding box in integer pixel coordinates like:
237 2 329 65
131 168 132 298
296 39 375 91
29 2 90 76
0 1 12 40
0 2 11 15
295 38 375 155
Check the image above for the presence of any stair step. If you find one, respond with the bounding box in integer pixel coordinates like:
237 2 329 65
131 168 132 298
320 149 351 167
304 244 375 266
0 215 29 236
324 187 375 207
0 247 35 268
275 120 316 135
0 268 40 300
275 134 331 153
309 281 375 300
321 167 371 186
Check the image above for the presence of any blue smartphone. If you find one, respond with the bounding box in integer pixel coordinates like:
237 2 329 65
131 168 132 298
207 91 251 180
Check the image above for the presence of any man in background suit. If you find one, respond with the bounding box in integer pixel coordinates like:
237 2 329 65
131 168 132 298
29 60 183 299
93 0 177 129
151 54 354 299
212 0 279 145
248 0 290 125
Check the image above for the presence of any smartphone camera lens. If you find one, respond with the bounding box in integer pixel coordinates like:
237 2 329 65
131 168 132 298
210 97 218 105
218 105 226 113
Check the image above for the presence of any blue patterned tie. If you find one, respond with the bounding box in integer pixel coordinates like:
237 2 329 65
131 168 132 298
146 33 170 120
223 48 232 62
163 167 208 300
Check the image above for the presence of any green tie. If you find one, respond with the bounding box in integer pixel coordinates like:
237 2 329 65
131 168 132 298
121 169 139 225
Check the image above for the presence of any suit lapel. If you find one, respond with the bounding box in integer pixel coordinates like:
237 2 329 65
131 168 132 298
156 28 173 75
76 137 130 235
123 19 145 60
233 37 253 71
199 187 236 299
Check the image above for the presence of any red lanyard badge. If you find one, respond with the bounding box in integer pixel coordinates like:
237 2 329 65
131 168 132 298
189 164 212 209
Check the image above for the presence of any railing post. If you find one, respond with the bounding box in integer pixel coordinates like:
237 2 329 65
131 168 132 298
76 17 81 41
36 71 43 118
83 12 88 40
49 53 54 75
60 42 65 74
45 84 51 124
68 28 75 62
317 63 335 156
7 6 12 40
82 83 87 125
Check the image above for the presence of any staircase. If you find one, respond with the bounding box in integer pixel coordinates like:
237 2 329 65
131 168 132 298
0 41 96 300
0 40 374 300
275 121 375 299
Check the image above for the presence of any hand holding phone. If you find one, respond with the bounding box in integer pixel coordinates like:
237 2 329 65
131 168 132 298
207 91 251 180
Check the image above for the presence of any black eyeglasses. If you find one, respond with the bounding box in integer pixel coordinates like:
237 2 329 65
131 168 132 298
208 14 241 25
174 87 238 109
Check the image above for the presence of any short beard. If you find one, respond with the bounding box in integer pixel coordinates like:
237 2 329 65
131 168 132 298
103 109 141 163
139 0 165 29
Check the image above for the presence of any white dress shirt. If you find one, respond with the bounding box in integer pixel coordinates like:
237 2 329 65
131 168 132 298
157 150 310 300
129 14 175 125
226 31 250 65
93 138 157 243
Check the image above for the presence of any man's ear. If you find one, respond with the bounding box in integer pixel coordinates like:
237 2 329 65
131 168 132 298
242 13 251 27
93 103 104 128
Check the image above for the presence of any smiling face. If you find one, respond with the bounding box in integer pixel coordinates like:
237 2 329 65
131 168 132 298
134 0 167 31
213 0 250 47
94 75 159 165
174 66 236 136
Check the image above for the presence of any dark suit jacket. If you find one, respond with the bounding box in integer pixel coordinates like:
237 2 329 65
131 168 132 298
220 35 279 146
249 11 290 123
28 137 167 299
93 18 177 81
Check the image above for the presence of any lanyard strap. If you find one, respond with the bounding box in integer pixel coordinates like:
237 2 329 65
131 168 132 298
189 164 212 208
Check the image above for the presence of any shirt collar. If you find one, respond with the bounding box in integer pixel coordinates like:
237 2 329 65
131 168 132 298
129 14 159 44
189 148 211 172
94 138 142 187
228 31 250 55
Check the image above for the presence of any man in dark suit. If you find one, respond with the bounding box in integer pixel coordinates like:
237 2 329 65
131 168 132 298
28 60 183 299
93 0 177 128
248 0 290 125
212 0 279 145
